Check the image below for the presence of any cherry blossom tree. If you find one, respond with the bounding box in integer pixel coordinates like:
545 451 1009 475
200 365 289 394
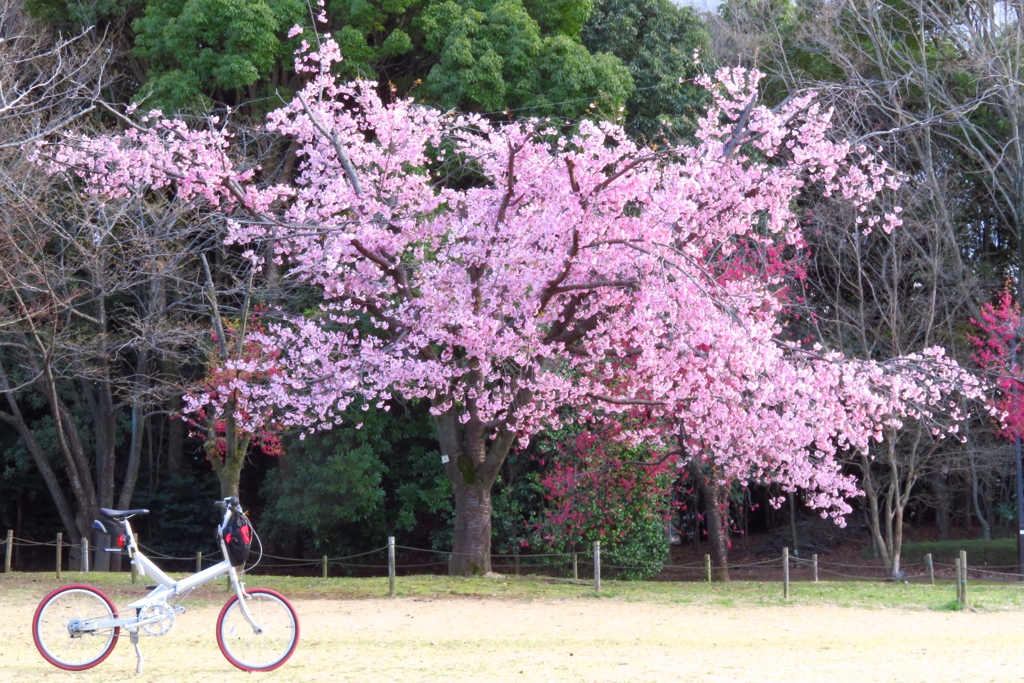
967 286 1024 541
35 35 990 575
971 286 1024 439
186 305 284 498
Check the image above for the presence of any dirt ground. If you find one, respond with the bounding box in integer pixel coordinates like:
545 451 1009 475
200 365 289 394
3 591 1024 683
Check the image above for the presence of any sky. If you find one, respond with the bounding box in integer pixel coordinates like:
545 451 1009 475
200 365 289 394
673 0 723 13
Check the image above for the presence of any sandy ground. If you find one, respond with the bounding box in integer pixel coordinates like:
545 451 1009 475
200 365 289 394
2 594 1023 682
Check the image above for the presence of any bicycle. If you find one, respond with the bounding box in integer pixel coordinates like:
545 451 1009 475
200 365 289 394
32 497 299 675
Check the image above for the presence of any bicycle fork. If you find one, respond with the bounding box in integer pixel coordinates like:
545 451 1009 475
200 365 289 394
227 565 263 634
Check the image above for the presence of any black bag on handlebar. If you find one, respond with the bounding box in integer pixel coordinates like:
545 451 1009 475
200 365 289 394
222 513 253 567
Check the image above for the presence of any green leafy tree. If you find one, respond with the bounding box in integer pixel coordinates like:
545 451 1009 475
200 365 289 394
328 0 423 82
260 402 453 558
24 0 144 34
327 0 633 118
0 412 68 553
131 471 221 565
582 0 709 142
132 0 305 112
37 0 634 129
418 0 632 117
489 450 546 557
521 0 591 36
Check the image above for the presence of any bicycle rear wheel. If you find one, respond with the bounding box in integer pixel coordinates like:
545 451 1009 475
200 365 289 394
33 584 119 671
216 588 299 672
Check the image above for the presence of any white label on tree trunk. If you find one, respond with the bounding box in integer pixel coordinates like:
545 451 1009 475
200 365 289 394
441 455 450 464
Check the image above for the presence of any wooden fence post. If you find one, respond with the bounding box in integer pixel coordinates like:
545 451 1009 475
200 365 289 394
960 550 968 604
925 553 934 586
56 533 62 580
4 530 11 573
81 538 89 572
593 541 601 594
782 547 790 599
196 551 202 574
954 558 962 603
812 553 818 583
705 554 711 583
388 537 396 598
572 552 578 581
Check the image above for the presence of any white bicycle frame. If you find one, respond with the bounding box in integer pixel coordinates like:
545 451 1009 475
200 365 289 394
83 506 261 637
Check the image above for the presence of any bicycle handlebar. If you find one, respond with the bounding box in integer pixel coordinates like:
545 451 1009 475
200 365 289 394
214 497 241 511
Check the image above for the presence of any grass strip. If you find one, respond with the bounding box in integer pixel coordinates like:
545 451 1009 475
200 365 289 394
4 571 1024 611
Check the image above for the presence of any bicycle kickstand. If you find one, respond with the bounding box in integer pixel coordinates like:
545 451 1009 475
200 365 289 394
129 630 143 675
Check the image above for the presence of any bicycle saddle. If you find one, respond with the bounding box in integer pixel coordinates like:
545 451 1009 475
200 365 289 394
99 507 150 520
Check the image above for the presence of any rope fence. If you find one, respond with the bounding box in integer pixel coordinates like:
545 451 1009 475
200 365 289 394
4 530 1024 603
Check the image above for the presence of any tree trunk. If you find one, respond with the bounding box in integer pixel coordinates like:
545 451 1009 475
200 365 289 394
927 473 951 541
166 396 184 476
159 270 183 477
969 450 992 540
450 483 493 575
688 461 730 582
881 433 922 581
704 487 730 582
90 278 118 572
162 350 184 476
890 506 904 578
219 469 242 498
117 401 146 512
859 453 893 572
207 392 248 500
434 407 512 577
788 491 799 554
215 444 245 499
0 364 81 548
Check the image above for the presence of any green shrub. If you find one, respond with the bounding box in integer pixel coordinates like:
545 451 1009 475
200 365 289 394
896 538 1018 567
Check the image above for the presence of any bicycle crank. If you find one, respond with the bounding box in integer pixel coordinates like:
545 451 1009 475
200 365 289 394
137 603 175 636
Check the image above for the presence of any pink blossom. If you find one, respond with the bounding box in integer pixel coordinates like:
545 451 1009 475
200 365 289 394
33 43 993 520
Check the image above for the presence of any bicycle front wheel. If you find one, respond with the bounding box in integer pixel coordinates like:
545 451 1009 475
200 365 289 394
216 588 299 672
33 584 120 671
